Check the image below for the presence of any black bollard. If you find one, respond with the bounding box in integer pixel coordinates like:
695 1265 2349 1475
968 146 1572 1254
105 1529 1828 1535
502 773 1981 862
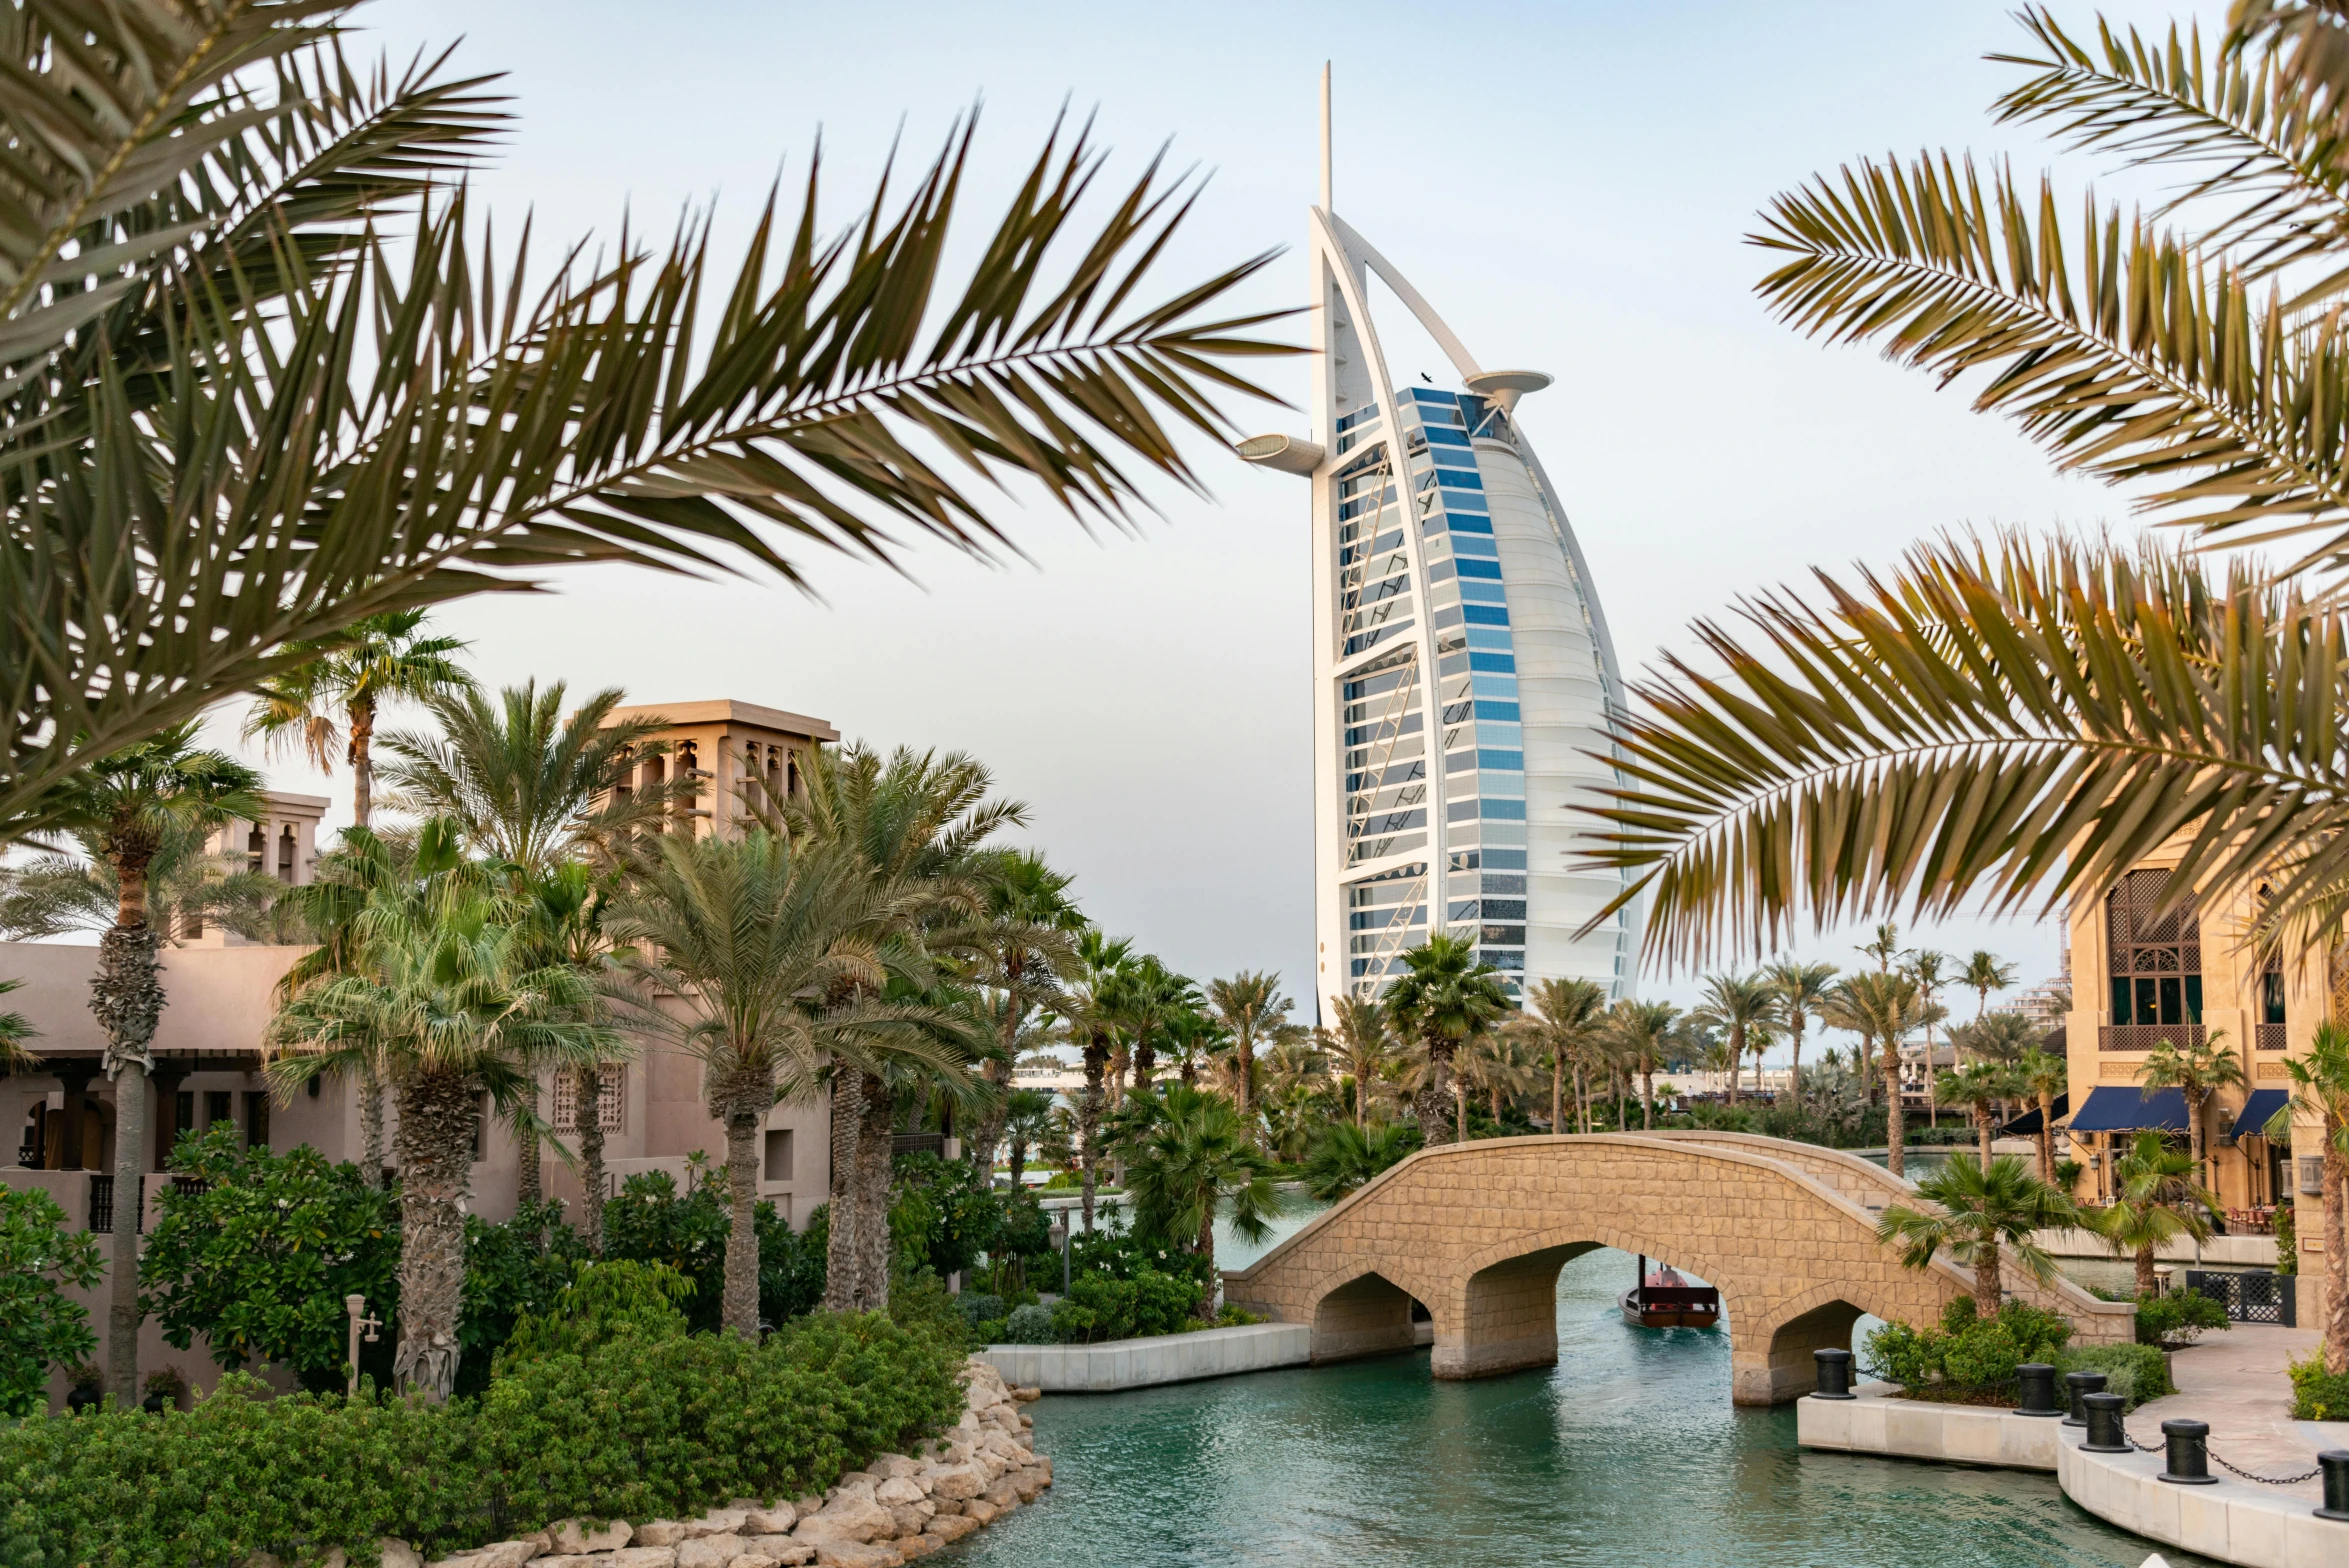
2063 1370 2106 1428
2158 1419 2217 1485
2082 1392 2130 1453
2016 1363 2060 1417
1813 1348 1855 1400
2318 1450 2349 1522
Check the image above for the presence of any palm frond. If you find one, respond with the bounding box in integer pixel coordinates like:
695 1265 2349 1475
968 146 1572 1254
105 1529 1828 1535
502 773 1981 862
1578 533 2349 970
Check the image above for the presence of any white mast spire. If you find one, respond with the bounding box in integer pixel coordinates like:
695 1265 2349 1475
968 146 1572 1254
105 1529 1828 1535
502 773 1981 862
1319 62 1332 212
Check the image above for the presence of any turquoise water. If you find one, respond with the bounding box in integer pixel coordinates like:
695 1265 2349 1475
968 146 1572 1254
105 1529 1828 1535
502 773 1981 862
955 1246 2212 1568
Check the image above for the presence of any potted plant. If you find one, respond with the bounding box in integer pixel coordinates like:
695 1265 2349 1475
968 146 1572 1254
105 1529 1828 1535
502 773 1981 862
64 1361 104 1414
141 1366 187 1415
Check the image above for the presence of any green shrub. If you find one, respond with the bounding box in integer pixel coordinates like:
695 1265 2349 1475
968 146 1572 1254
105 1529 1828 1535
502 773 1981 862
1003 1304 1055 1344
2135 1290 2229 1348
499 1261 694 1367
1049 1268 1198 1343
602 1169 825 1335
2053 1343 2172 1409
2290 1354 2349 1420
0 1187 101 1420
2276 1204 2297 1276
0 1309 964 1565
1861 1299 2073 1399
956 1294 1007 1333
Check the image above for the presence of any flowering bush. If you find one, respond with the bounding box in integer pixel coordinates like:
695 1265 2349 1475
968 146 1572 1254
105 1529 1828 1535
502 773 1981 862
0 1186 100 1420
1863 1298 2073 1401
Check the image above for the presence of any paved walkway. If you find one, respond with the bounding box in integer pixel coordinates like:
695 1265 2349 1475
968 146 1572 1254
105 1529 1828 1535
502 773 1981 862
2124 1323 2349 1502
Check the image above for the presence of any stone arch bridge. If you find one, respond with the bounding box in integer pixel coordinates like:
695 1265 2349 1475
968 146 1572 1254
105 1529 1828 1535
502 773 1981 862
1221 1130 2134 1404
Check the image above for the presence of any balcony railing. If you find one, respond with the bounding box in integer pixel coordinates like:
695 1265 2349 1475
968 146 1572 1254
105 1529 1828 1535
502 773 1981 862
2097 1023 2207 1053
87 1174 114 1234
2255 1023 2289 1051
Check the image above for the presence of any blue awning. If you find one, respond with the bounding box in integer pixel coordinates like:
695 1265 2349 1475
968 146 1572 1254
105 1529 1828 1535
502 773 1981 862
2228 1088 2292 1141
2066 1086 2189 1134
2003 1093 2068 1137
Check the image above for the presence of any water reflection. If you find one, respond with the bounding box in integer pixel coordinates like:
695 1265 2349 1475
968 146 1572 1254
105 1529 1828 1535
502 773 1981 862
956 1246 2215 1567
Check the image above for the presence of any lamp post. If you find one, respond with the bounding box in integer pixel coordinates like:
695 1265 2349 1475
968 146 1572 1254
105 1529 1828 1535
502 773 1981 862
1048 1217 1070 1296
344 1293 381 1398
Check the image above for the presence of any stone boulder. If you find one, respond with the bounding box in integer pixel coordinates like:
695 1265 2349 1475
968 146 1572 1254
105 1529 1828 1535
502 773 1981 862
924 1464 985 1502
809 1543 901 1568
1011 1386 1041 1403
608 1552 678 1568
635 1524 691 1549
868 1455 921 1482
793 1488 895 1547
960 1500 999 1529
431 1542 542 1568
547 1521 634 1555
382 1544 425 1568
675 1534 746 1568
742 1537 812 1565
873 1478 925 1508
741 1508 797 1537
925 1515 978 1546
687 1511 748 1538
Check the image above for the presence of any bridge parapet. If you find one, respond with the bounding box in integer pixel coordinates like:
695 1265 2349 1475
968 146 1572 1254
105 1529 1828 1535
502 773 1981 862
1223 1133 2130 1405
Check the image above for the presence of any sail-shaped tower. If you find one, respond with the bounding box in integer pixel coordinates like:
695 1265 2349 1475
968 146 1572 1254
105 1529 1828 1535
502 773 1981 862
1243 73 1639 1005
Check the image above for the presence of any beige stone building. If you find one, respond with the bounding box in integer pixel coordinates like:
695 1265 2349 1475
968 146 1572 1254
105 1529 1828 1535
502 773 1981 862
0 696 839 1405
2059 858 2325 1324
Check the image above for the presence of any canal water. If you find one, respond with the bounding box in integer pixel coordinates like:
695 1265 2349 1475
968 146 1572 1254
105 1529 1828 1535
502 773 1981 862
955 1244 2212 1568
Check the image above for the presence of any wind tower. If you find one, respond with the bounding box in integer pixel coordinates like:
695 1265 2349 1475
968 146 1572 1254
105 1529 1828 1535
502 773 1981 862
1241 64 1640 1005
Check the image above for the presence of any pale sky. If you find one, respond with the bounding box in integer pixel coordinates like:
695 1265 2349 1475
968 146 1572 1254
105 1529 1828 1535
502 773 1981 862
197 0 2231 1053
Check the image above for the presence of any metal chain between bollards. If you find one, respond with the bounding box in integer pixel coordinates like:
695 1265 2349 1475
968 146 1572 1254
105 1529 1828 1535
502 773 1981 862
2207 1451 2324 1487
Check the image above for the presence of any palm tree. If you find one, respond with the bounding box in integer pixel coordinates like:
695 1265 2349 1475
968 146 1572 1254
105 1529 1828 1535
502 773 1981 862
1002 1089 1058 1190
1602 999 1680 1133
1878 1155 2077 1316
965 852 1082 1180
1058 930 1136 1232
380 683 676 870
1510 977 1608 1133
511 859 632 1224
1117 1084 1285 1320
1382 935 1512 1146
1949 1012 2044 1067
1902 950 1951 1131
267 873 610 1396
1302 1120 1418 1202
785 743 1017 1304
2095 1130 2220 1300
242 611 472 830
0 979 36 1071
0 8 1290 835
2266 1022 2349 1372
32 724 264 1404
1764 959 1837 1111
2137 1033 2249 1184
0 817 283 946
1961 951 2019 1028
604 827 964 1329
1694 971 1777 1104
1858 923 1902 973
1938 1062 2020 1172
1823 971 1926 1177
1325 994 1398 1127
1206 971 1294 1141
1454 1028 1542 1129
2017 1047 2069 1186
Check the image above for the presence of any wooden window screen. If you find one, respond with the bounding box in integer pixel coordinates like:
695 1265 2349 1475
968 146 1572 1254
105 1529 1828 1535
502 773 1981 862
551 1065 625 1132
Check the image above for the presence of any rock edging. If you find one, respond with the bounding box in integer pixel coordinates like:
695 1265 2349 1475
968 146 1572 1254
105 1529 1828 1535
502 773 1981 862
389 1356 1048 1568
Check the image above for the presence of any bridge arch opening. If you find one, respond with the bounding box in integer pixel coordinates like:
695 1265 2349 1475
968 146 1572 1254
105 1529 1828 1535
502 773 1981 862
1310 1269 1425 1363
1749 1298 1872 1405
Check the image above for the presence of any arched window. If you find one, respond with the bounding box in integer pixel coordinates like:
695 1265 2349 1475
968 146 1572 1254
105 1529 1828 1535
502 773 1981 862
2104 869 2202 1045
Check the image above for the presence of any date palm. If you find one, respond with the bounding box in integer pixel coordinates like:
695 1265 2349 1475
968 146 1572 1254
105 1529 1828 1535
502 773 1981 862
380 683 678 872
1302 1119 1418 1201
1693 971 1777 1104
2137 1032 2249 1181
266 871 610 1397
1056 929 1136 1232
1325 993 1398 1127
1822 972 1928 1177
1117 1084 1285 1321
1878 1154 2076 1316
0 979 35 1071
603 827 965 1330
2017 1046 2071 1185
1207 970 1294 1141
1001 1088 1058 1190
2096 1130 2220 1299
1950 1012 2045 1068
1763 959 1837 1111
1938 1062 2022 1172
1601 998 1680 1133
0 2 1289 838
1509 976 1608 1133
242 610 472 830
32 724 263 1404
0 817 282 947
965 852 1082 1180
1902 950 1952 1132
1961 952 2019 1026
1382 935 1512 1145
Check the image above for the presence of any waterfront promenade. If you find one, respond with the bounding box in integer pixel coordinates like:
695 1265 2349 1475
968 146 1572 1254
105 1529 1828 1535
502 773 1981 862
2127 1326 2347 1505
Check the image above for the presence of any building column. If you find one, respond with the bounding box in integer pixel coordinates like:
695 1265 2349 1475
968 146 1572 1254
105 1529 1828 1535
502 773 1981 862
53 1064 97 1170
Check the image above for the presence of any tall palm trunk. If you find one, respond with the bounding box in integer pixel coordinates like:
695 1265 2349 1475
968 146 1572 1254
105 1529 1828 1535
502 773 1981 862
1575 1065 1590 1134
1977 1107 1995 1172
824 1072 863 1310
95 862 164 1405
2324 1117 2347 1375
578 1064 607 1252
1232 1031 1253 1132
2135 1241 2160 1300
1727 1025 1742 1103
1550 1052 1563 1133
1882 1036 1906 1180
359 1060 386 1187
516 1081 541 1209
1079 1037 1107 1232
1412 1037 1454 1147
348 695 377 832
1974 1231 2005 1315
1789 1015 1805 1110
2035 1089 2056 1185
1640 1057 1655 1130
1455 1082 1467 1143
391 1071 475 1400
720 1096 763 1336
854 1074 895 1307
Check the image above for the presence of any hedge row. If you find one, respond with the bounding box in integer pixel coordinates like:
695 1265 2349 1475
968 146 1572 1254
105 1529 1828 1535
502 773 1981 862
0 1311 964 1568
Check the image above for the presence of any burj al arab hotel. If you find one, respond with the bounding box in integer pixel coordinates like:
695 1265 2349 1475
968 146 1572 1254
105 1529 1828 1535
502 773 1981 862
1242 71 1639 1005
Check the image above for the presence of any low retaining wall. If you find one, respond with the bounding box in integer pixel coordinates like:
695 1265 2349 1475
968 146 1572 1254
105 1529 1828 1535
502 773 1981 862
1795 1381 2062 1470
2056 1423 2338 1568
977 1322 1311 1393
1797 1386 2345 1568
